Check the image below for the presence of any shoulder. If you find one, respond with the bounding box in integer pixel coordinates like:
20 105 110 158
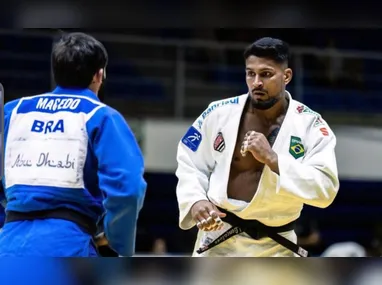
203 95 241 118
4 99 22 115
87 104 128 128
195 94 246 130
291 99 322 119
94 104 124 120
290 99 336 142
291 99 329 126
206 94 246 113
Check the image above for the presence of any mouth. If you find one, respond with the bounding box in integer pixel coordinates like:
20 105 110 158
252 91 267 98
252 89 266 94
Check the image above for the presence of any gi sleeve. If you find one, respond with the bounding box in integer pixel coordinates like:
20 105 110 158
175 106 216 230
0 99 21 227
272 124 339 208
87 106 147 257
0 182 5 228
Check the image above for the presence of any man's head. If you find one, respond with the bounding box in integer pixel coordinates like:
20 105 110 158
51 32 108 95
243 37 293 110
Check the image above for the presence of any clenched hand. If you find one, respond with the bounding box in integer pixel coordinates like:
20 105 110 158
241 131 277 164
191 200 226 231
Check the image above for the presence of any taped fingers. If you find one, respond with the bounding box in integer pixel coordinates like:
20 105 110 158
244 130 256 138
204 216 224 231
196 209 223 231
196 216 208 230
242 131 255 156
206 216 214 225
241 140 249 156
200 208 216 228
195 211 212 231
209 210 224 230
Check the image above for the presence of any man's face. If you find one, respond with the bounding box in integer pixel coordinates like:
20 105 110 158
245 55 292 110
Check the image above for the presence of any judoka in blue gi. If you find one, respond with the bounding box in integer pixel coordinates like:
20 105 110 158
0 32 147 257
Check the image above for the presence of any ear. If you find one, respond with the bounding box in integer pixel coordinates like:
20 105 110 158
92 68 104 84
101 67 106 80
284 68 293 85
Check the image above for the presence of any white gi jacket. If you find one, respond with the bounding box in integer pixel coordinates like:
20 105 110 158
175 91 339 257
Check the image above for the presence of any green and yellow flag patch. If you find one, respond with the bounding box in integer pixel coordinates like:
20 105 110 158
289 136 305 159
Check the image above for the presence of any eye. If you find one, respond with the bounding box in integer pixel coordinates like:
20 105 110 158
262 72 272 77
247 71 255 77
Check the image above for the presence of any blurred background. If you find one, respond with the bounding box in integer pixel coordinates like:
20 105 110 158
1 28 382 259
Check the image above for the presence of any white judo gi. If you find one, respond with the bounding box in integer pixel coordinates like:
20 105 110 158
175 91 340 257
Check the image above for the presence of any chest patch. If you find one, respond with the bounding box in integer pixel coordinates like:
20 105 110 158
213 132 225 152
289 136 305 159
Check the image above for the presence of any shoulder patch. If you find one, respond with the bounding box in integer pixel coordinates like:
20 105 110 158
182 126 202 152
213 132 225 152
319 127 329 136
296 104 320 117
313 116 325 127
296 104 327 128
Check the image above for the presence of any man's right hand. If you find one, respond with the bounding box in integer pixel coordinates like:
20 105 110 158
191 200 227 231
95 232 109 247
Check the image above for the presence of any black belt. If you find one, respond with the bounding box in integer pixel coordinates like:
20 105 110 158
196 207 309 257
5 208 120 257
5 208 97 236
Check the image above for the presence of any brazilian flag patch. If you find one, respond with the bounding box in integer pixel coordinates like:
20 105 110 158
289 136 305 159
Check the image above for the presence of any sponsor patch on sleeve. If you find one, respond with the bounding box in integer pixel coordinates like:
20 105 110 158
313 117 325 127
319 127 329 136
182 126 202 152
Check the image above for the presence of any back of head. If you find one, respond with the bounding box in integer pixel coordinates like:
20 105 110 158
243 37 290 66
51 32 108 89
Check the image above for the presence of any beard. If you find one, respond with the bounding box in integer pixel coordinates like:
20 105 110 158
250 95 280 110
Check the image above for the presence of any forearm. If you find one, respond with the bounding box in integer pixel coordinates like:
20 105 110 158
265 152 279 175
0 185 5 228
176 145 212 230
104 186 142 256
176 172 210 230
89 106 147 256
269 154 339 208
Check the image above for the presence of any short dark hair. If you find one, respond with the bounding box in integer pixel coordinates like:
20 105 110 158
243 37 289 65
51 32 108 88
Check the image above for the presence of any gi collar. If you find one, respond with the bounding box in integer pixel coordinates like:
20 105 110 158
51 86 100 102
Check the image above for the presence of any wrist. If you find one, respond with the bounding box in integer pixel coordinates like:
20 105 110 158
265 151 277 164
190 199 209 211
266 152 279 173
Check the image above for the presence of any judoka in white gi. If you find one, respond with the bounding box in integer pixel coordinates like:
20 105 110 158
175 37 340 257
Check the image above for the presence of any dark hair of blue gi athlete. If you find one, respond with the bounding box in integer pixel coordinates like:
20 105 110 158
51 32 108 89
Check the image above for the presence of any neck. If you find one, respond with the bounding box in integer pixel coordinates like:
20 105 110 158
88 84 99 95
249 92 289 122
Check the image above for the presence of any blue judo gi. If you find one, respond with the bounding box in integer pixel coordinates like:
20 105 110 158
0 87 147 257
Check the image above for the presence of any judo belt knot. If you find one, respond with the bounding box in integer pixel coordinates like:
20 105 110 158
196 207 309 257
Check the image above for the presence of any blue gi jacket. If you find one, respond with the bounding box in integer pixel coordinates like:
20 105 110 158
0 86 147 256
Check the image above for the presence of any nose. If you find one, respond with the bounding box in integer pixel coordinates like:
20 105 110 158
252 76 263 88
